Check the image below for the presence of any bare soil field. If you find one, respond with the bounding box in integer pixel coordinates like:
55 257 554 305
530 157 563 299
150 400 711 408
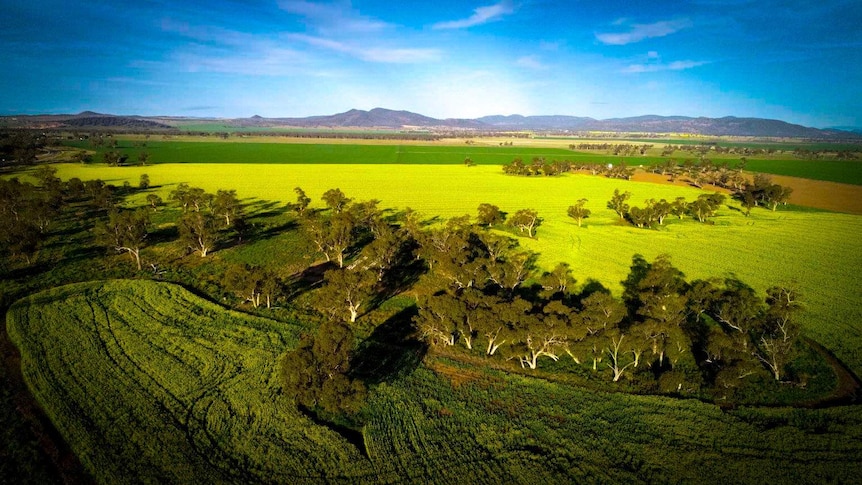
633 171 862 215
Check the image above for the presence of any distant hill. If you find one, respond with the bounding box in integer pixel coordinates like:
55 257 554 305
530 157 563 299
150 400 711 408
2 108 859 139
64 115 173 129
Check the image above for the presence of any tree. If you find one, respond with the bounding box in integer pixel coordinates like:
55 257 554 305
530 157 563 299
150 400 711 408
509 313 566 370
465 296 519 356
170 184 212 213
748 286 801 381
765 286 802 343
687 193 725 223
24 196 60 233
1 217 40 264
294 186 311 215
476 203 505 227
712 279 763 337
146 193 162 210
486 251 536 293
539 262 576 296
279 320 367 415
34 165 60 189
357 223 405 282
508 209 541 238
415 293 460 346
649 199 672 225
95 208 150 270
739 190 757 216
260 273 283 309
763 184 793 211
304 212 357 268
213 189 241 227
670 197 687 219
224 264 264 307
607 189 631 219
103 150 124 166
314 268 377 323
137 151 150 166
574 291 626 371
630 255 690 366
139 174 150 189
178 211 218 257
566 199 591 227
322 188 352 213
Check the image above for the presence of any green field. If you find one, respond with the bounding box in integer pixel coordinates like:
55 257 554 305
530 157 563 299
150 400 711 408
62 139 862 184
9 280 862 484
45 162 862 379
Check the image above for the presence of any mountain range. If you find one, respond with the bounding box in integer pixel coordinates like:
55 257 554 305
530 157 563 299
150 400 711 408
3 108 858 139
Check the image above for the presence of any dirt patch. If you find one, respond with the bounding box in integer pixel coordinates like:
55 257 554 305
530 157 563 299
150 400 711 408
631 170 862 215
428 359 487 388
799 338 861 408
767 174 862 215
631 171 734 193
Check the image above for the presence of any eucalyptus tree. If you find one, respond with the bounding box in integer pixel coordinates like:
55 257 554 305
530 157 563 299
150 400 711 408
566 199 590 227
95 208 151 270
280 320 367 415
178 211 219 257
607 189 631 219
507 209 541 238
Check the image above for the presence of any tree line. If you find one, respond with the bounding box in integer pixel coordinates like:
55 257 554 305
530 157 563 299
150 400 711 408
409 216 803 392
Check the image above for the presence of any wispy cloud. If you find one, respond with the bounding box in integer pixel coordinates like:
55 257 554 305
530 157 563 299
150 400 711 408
173 47 309 76
278 0 389 33
596 19 692 45
288 34 441 64
432 1 516 30
160 18 260 46
515 55 548 70
623 59 708 73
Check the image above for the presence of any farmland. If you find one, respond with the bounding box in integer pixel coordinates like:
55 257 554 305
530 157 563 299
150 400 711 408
61 137 862 185
44 162 862 377
8 280 862 484
4 138 862 483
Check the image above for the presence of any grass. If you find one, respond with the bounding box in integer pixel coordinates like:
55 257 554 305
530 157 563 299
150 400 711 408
741 158 862 185
8 280 862 484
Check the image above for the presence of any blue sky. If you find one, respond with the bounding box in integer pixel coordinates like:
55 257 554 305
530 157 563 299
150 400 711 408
2 0 860 127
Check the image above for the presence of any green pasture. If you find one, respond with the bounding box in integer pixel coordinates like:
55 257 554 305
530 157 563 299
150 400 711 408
8 280 862 483
62 139 862 184
742 158 862 184
47 163 862 377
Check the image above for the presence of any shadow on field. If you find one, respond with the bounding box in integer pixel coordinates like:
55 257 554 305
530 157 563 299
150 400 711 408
351 306 427 385
282 262 335 300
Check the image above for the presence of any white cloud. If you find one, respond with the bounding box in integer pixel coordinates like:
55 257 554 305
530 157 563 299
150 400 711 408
278 0 389 33
596 19 692 45
432 1 516 30
515 55 548 70
288 34 441 64
623 59 708 73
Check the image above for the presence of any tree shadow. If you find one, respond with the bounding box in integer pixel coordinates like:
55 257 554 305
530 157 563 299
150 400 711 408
351 306 427 385
296 405 368 458
621 254 650 316
282 261 336 300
